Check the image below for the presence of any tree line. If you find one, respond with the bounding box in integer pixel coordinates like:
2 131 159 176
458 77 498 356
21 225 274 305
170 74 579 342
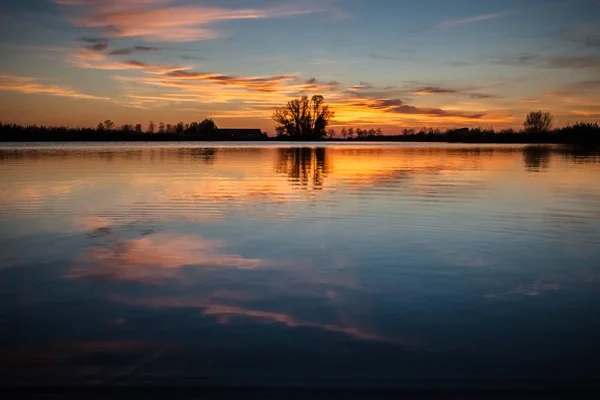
272 97 599 144
0 118 265 141
1 96 599 144
96 118 218 135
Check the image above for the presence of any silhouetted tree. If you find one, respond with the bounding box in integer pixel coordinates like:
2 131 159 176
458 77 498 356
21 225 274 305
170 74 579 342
341 127 348 139
524 111 553 133
175 122 185 134
147 121 156 134
272 95 334 140
557 122 600 144
103 120 115 130
199 118 217 134
134 124 143 134
326 128 336 139
158 122 165 134
96 122 104 132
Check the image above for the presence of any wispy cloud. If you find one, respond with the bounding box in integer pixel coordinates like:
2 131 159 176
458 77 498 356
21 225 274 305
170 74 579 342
0 74 108 100
108 46 162 56
411 85 501 99
78 36 109 44
82 43 108 52
412 86 457 95
547 55 600 68
54 0 323 42
563 23 600 48
70 48 185 73
494 53 600 69
66 44 507 125
352 97 485 119
164 70 296 91
438 12 506 28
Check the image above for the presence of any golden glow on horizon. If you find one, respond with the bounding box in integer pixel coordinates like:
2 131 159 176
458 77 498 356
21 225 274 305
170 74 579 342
0 0 598 131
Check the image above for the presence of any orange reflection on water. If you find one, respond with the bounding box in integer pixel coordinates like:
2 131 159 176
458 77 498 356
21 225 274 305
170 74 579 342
1 145 599 229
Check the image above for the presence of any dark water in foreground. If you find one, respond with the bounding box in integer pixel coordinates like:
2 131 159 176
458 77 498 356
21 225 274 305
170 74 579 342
1 143 600 388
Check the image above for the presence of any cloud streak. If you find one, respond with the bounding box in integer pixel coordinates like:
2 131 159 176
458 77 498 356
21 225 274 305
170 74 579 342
65 44 507 126
108 46 162 56
412 86 457 95
0 74 108 100
412 86 501 99
438 12 505 28
494 53 600 69
54 0 323 42
354 97 485 119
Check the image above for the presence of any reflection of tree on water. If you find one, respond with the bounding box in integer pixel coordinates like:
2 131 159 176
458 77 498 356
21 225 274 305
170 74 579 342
175 148 217 164
190 148 216 164
523 145 551 172
276 148 330 189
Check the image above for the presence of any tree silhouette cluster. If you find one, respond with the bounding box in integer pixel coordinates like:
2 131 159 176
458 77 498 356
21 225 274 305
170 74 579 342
1 104 599 144
339 127 384 139
96 118 218 135
272 95 334 140
363 121 599 144
1 118 263 141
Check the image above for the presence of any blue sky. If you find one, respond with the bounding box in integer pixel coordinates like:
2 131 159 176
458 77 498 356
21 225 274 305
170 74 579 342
0 0 599 132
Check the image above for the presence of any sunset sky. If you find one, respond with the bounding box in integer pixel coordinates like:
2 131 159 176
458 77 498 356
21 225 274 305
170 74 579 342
0 0 599 133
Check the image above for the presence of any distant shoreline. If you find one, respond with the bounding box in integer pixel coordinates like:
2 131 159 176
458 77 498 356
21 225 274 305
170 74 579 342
0 136 596 145
2 123 598 145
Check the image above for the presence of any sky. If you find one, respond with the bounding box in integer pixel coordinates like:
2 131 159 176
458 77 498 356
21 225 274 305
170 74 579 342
0 0 599 134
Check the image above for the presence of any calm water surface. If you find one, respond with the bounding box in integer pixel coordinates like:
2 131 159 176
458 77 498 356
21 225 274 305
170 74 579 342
1 142 600 387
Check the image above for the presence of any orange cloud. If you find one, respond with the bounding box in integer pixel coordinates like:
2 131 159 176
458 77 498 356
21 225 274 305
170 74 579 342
165 70 296 91
0 74 108 100
54 0 322 42
64 45 514 128
70 48 186 74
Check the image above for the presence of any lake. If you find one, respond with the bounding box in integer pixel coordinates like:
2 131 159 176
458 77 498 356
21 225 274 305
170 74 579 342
1 142 600 389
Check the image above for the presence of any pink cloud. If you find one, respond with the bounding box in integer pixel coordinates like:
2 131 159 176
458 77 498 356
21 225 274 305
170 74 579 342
54 0 322 42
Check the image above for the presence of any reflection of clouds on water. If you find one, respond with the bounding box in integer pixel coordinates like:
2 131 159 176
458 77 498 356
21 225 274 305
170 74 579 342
0 340 170 383
509 282 561 296
110 296 402 345
487 281 561 298
434 250 488 268
71 232 266 283
68 218 400 345
0 255 19 269
5 145 599 234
